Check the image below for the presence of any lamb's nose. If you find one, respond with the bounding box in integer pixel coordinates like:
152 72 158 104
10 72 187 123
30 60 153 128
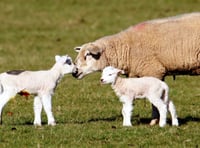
100 79 104 82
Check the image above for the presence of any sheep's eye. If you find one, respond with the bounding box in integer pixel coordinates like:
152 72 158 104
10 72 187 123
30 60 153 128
84 53 90 60
65 59 72 65
109 74 112 76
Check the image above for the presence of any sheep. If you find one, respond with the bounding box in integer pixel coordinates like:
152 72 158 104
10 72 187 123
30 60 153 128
0 55 74 126
100 66 179 127
72 12 200 79
72 12 200 125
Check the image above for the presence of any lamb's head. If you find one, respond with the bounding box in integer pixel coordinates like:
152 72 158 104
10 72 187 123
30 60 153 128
72 43 105 79
55 55 74 75
101 66 124 84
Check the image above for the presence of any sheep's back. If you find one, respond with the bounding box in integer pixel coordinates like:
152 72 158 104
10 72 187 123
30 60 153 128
94 13 200 78
128 13 200 72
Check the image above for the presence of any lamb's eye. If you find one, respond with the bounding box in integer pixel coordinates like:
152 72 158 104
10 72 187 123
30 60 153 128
65 59 72 65
109 74 112 76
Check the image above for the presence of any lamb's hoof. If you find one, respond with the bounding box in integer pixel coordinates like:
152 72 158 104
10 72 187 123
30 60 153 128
159 122 166 127
172 119 179 126
123 124 132 127
34 123 42 127
149 119 159 126
48 122 56 126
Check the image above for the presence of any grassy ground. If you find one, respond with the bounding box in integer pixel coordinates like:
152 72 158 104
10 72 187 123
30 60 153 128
0 0 200 147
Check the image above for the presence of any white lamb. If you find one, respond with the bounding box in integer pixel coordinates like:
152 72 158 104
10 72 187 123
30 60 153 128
100 66 179 127
0 55 74 126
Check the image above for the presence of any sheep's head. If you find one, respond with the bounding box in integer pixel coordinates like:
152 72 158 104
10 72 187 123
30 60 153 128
101 66 124 84
55 55 74 75
72 43 105 79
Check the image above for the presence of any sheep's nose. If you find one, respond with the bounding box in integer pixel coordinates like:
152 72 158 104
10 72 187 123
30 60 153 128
100 79 104 83
72 67 78 77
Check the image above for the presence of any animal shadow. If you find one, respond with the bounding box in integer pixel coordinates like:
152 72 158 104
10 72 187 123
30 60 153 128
178 116 200 126
10 115 200 126
138 116 200 126
73 115 122 124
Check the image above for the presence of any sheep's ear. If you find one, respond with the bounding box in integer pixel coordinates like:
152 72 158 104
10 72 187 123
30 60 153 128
87 44 103 60
74 46 82 52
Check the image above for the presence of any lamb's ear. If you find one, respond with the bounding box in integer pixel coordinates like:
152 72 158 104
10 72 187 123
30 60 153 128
117 69 125 75
74 46 82 52
55 55 61 62
87 44 103 60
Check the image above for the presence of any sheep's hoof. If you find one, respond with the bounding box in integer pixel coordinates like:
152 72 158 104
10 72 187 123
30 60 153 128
149 119 159 126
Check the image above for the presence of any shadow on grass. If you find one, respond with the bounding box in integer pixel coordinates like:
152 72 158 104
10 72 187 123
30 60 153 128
67 115 200 126
178 116 200 126
139 116 200 126
68 115 123 124
58 115 151 125
5 115 200 127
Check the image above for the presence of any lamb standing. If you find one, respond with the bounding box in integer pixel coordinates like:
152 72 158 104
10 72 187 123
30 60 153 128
100 66 179 127
0 55 74 126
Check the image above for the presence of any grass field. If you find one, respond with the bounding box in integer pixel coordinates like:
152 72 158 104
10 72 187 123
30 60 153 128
0 0 200 147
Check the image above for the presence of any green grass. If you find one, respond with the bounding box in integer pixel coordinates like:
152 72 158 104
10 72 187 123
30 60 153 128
0 0 200 147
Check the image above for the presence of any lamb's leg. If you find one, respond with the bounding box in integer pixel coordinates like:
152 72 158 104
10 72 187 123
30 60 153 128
33 96 43 126
168 100 179 126
0 91 16 125
120 96 133 126
149 97 167 127
41 94 56 126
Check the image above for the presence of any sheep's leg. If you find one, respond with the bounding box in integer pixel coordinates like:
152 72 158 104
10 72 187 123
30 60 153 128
120 96 133 126
168 100 179 126
33 96 43 126
41 94 56 126
149 97 167 127
0 91 16 124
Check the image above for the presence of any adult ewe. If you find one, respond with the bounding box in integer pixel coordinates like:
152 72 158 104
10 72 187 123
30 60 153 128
0 55 74 126
72 12 200 125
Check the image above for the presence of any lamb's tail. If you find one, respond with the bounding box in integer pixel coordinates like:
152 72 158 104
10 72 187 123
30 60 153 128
161 82 169 103
0 81 3 94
